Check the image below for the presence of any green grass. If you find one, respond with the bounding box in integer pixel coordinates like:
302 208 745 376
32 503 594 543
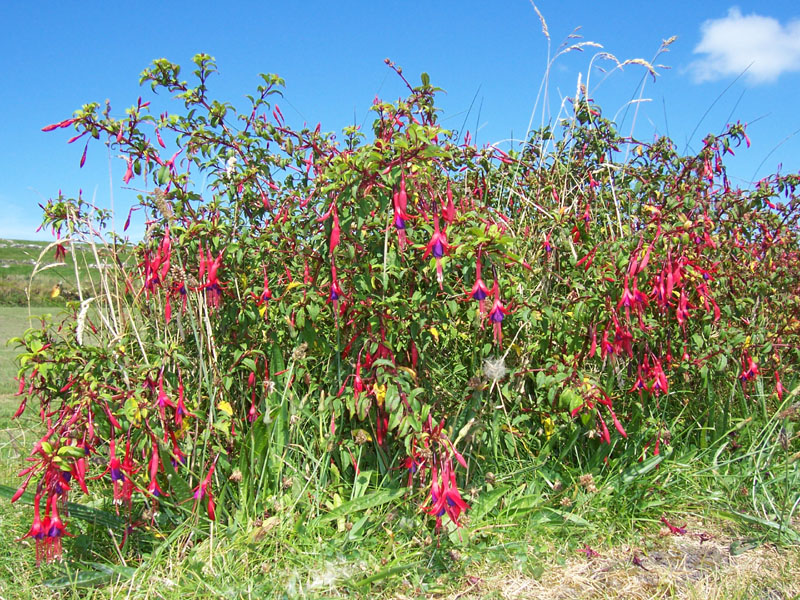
0 390 797 598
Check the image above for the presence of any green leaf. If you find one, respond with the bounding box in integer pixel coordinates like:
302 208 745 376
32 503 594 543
350 560 422 588
469 484 511 522
318 487 407 522
620 446 672 484
157 164 170 185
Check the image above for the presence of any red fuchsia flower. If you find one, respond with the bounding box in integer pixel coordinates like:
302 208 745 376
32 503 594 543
140 228 172 305
375 405 389 446
198 245 225 309
543 232 553 256
660 516 687 535
629 363 649 393
171 278 188 318
42 495 71 563
156 370 176 423
425 458 469 530
317 201 341 255
393 175 412 251
442 180 456 225
330 207 340 254
95 438 125 505
601 313 634 360
122 156 134 184
41 118 77 132
175 370 195 428
351 351 366 406
648 357 669 396
247 362 260 423
694 279 721 322
468 253 491 316
487 278 508 347
570 384 627 444
120 438 139 508
617 272 649 319
17 493 46 565
577 545 600 558
251 265 273 311
70 450 90 496
167 430 187 468
91 436 138 512
422 213 451 289
639 430 663 462
775 371 784 401
147 437 167 497
329 261 344 321
681 345 691 363
675 289 692 330
739 352 759 383
53 240 68 262
193 459 217 521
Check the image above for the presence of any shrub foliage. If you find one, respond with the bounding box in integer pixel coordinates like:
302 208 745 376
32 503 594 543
11 55 800 562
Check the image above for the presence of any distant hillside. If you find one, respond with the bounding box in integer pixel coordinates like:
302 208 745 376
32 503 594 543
0 238 118 306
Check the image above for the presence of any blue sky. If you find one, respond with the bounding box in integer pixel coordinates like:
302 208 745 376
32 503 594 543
2 1 800 240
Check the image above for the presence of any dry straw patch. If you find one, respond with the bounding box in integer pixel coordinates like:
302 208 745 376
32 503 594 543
460 528 800 599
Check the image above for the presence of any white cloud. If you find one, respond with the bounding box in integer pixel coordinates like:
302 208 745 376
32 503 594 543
689 7 800 84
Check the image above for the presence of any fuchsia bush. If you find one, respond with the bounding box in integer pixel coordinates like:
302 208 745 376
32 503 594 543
11 55 800 563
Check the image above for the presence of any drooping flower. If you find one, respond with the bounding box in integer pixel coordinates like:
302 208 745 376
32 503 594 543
317 201 340 255
487 278 508 347
675 289 692 329
739 352 759 383
442 180 456 225
193 459 217 521
17 494 46 565
660 516 687 536
329 261 344 322
43 495 70 563
247 362 260 423
617 275 649 317
106 438 125 504
255 266 273 305
422 214 450 289
198 246 225 309
147 438 166 497
156 370 176 423
393 176 411 251
424 459 469 530
468 253 491 316
543 232 553 255
175 370 195 427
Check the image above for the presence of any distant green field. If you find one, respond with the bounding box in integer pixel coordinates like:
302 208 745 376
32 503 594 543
0 238 130 306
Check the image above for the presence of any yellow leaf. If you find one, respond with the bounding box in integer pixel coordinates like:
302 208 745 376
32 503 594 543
285 280 302 291
352 428 372 442
373 383 386 406
397 366 417 380
430 327 439 342
50 284 61 299
259 304 267 318
542 417 555 441
218 400 233 416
